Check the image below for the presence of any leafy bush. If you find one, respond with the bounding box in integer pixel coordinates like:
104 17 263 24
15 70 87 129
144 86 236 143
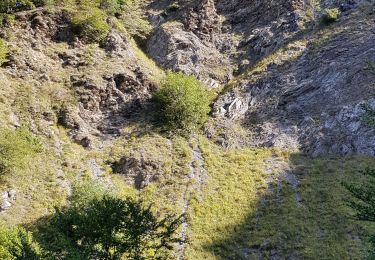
153 72 212 132
65 0 123 14
39 182 182 259
71 7 110 43
0 0 35 13
0 128 42 175
0 13 16 27
0 39 8 66
322 8 340 24
99 0 122 15
167 2 180 12
0 223 41 259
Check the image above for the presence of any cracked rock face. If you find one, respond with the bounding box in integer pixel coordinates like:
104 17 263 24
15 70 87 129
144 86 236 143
147 21 232 86
147 0 235 85
150 0 374 156
59 68 157 146
213 11 375 155
112 156 164 189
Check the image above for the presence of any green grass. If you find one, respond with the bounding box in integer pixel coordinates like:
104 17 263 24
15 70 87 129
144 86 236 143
184 141 375 259
0 3 373 258
185 137 272 259
0 125 373 259
109 133 192 215
0 39 8 66
65 133 375 259
243 156 375 259
0 128 67 225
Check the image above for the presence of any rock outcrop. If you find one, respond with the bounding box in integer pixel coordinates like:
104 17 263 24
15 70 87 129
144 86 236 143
213 9 375 155
112 155 164 189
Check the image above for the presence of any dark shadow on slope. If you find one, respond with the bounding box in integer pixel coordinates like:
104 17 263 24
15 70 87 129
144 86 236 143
204 154 375 259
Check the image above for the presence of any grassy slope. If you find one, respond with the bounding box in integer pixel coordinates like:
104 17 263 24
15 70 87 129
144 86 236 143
185 141 375 259
0 2 374 260
107 134 375 259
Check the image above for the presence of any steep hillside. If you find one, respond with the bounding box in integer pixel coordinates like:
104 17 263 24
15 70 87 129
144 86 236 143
0 0 374 259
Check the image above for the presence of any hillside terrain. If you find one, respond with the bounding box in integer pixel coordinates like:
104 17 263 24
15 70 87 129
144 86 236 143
0 0 374 259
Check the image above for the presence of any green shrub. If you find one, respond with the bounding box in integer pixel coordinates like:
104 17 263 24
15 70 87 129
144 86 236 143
71 8 110 43
0 0 35 13
0 13 16 27
152 72 212 132
0 39 8 66
167 2 179 12
120 1 151 40
0 223 41 259
322 8 340 24
99 0 121 15
0 128 42 175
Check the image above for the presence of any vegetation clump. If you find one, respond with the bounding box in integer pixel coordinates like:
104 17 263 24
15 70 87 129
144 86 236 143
37 182 183 259
153 72 212 132
0 128 42 176
0 0 35 13
71 8 110 43
120 2 152 40
167 2 180 12
0 223 41 259
322 8 340 24
345 169 375 257
0 39 8 66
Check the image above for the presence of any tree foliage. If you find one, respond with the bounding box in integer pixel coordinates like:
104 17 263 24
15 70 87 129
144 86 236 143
345 169 375 257
38 183 183 259
0 223 41 260
153 72 212 132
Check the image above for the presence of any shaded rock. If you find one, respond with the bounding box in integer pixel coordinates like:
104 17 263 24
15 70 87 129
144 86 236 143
112 156 163 189
58 68 157 147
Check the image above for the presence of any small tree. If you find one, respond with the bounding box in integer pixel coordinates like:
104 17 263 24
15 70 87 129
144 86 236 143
345 169 375 257
153 72 212 132
45 184 183 259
